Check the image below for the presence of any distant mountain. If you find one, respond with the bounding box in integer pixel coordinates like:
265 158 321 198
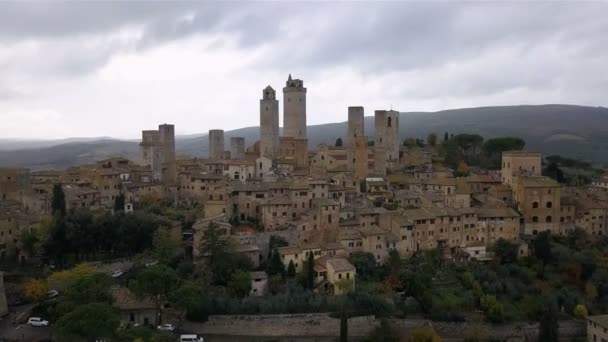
1 104 607 170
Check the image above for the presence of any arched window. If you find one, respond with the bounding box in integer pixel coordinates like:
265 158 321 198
546 201 552 208
387 117 392 127
532 216 539 223
546 216 552 223
532 202 539 208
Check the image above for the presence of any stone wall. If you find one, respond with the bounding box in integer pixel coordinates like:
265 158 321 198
185 313 586 341
186 313 376 337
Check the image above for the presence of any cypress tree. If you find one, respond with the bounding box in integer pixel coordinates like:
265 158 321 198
267 249 285 277
305 251 315 289
114 193 125 212
538 301 559 342
340 306 348 342
51 183 66 217
287 260 296 278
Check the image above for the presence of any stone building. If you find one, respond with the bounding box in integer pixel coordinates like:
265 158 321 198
0 168 30 203
260 86 280 159
501 151 541 189
374 110 400 175
587 315 608 342
230 137 246 160
208 129 225 161
515 176 561 235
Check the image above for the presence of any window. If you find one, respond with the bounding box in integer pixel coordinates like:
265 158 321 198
546 216 552 223
532 216 539 223
533 202 539 208
387 117 392 127
546 201 552 208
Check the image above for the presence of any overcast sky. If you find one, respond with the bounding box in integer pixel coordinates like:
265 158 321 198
0 2 606 139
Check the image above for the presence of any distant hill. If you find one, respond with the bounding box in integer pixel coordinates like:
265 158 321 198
1 104 607 170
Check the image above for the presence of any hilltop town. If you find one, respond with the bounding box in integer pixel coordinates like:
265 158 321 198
1 75 608 341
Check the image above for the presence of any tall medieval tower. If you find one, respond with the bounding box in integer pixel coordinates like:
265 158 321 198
260 86 280 159
208 129 225 160
158 124 177 185
347 106 368 178
283 74 307 139
374 110 399 175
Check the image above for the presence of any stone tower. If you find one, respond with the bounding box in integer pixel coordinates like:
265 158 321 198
346 107 368 178
353 136 369 179
140 130 163 181
259 86 280 159
208 129 225 160
158 124 177 185
374 110 399 175
347 106 365 148
283 74 307 139
230 137 245 160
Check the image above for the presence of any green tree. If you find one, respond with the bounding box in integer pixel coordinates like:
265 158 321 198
534 231 553 276
443 131 449 142
335 137 343 147
350 252 380 282
493 238 519 264
482 137 525 169
267 249 285 278
480 295 505 323
19 229 39 258
56 303 120 342
287 260 296 278
131 265 180 326
170 281 206 325
304 251 315 290
427 133 438 147
113 193 126 212
152 227 181 264
228 270 252 298
538 301 559 342
340 307 348 342
51 183 66 217
64 273 113 305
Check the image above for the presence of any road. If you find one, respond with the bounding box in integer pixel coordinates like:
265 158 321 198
0 305 52 342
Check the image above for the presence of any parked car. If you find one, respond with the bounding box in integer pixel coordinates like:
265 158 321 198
112 270 124 278
47 289 60 298
180 334 204 342
27 317 49 327
156 323 175 332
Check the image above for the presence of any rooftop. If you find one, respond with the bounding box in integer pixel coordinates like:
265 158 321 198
588 315 608 328
326 258 355 272
519 176 560 188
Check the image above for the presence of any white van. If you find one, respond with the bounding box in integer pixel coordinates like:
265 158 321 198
180 334 204 342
